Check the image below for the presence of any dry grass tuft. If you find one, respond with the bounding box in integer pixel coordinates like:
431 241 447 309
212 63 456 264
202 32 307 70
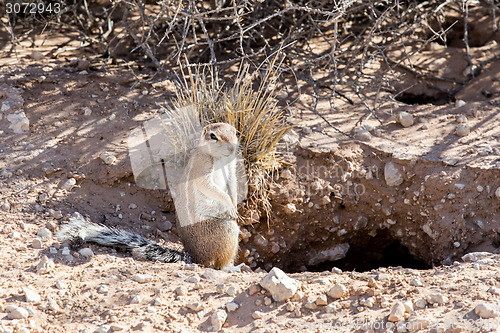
173 57 292 221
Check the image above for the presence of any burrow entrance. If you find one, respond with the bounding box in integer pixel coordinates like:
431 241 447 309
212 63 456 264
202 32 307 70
284 230 431 273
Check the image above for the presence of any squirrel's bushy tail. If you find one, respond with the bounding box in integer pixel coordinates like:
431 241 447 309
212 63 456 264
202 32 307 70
56 213 191 264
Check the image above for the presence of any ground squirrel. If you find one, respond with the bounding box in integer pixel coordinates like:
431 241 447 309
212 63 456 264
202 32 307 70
57 123 242 270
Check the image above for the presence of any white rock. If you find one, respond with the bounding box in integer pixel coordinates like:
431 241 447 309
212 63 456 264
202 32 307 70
37 227 52 239
100 152 117 165
97 285 109 294
410 277 423 287
187 302 204 312
388 302 406 322
55 281 67 290
61 178 77 190
495 187 500 199
226 302 239 312
260 267 301 302
131 274 153 283
185 275 200 283
7 112 29 133
36 255 55 274
414 298 426 309
8 306 29 319
83 107 92 116
226 285 237 297
475 303 498 319
354 128 372 141
397 112 414 127
9 231 21 239
130 295 141 304
425 293 447 305
385 161 404 186
455 124 470 136
153 297 163 306
327 283 348 299
23 287 41 304
457 114 468 123
47 297 62 313
79 248 94 257
403 300 414 313
210 309 227 331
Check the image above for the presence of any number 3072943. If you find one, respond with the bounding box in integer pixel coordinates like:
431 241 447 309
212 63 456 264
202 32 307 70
6 2 61 14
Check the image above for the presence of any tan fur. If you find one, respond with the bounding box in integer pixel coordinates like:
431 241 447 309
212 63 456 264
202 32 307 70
175 123 240 269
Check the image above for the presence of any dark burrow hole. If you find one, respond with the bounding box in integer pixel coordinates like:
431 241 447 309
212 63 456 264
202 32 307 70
306 230 432 273
394 92 449 106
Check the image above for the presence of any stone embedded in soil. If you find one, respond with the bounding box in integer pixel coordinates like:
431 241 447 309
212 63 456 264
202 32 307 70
226 302 239 312
82 107 92 116
187 302 204 312
414 298 426 309
100 152 117 165
388 302 406 322
397 112 414 127
130 295 141 304
455 99 466 108
175 286 187 296
410 277 423 287
185 275 201 283
37 227 52 239
354 128 372 141
7 305 29 319
260 267 300 302
131 274 153 283
7 112 29 133
403 300 414 313
61 178 77 190
457 114 468 123
23 287 41 304
79 248 94 257
495 187 500 199
425 293 447 305
280 169 292 179
248 284 261 296
327 283 348 299
210 309 228 331
384 161 404 186
36 255 55 274
474 303 499 319
31 238 43 249
455 123 470 137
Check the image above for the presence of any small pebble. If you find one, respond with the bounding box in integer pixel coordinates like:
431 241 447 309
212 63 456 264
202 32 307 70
37 227 52 239
79 248 94 257
397 112 414 127
130 295 141 304
31 237 42 249
226 302 239 312
61 178 77 190
327 284 348 299
455 124 470 136
131 274 153 283
175 286 187 296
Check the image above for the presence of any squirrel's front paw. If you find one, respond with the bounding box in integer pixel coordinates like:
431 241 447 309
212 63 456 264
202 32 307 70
228 206 238 219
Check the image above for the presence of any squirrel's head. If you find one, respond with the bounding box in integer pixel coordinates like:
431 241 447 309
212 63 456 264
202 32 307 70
199 123 238 158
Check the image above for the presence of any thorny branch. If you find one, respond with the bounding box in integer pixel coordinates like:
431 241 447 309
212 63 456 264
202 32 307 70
3 0 499 129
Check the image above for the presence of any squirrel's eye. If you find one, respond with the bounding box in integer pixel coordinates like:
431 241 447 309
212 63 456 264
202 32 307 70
210 133 218 141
